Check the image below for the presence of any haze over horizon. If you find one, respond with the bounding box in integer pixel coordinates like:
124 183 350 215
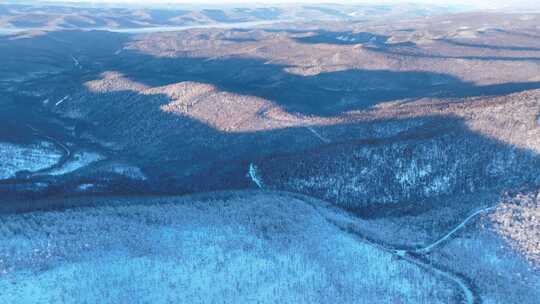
15 0 540 10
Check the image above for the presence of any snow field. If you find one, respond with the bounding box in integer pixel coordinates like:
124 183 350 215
0 193 459 303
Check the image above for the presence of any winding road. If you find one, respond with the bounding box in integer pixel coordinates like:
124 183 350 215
26 124 72 175
254 108 508 303
413 206 497 254
247 163 497 304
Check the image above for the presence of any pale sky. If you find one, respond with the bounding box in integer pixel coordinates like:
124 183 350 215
31 0 540 10
32 0 538 6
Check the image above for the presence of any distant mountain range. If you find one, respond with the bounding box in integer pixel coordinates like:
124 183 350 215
0 2 465 31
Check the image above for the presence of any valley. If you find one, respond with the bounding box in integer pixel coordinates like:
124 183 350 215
0 5 539 303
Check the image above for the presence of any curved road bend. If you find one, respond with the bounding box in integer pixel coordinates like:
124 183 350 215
247 164 490 304
413 206 497 254
26 124 72 175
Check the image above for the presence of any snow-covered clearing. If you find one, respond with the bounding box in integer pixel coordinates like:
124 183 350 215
77 183 95 191
47 151 105 176
0 193 459 303
101 163 147 180
0 141 63 179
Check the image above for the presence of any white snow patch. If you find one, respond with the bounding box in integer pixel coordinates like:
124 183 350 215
34 182 48 189
48 151 105 176
77 183 95 191
395 250 407 257
248 163 263 188
102 163 147 180
424 175 451 196
0 141 63 179
396 160 431 186
55 96 69 106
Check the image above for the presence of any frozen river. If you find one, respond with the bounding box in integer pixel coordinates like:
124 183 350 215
0 19 290 36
